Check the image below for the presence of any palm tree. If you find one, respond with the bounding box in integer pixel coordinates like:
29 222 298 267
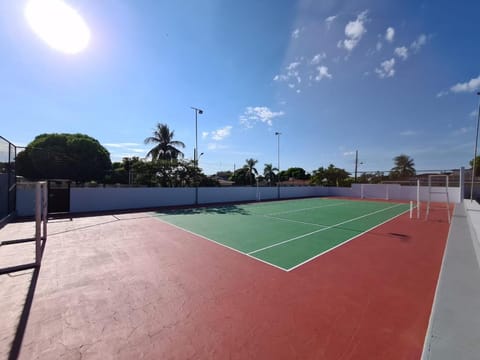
144 123 185 161
263 163 278 185
244 158 258 185
391 154 415 178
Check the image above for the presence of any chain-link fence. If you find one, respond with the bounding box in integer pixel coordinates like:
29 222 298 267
355 169 462 187
0 136 17 222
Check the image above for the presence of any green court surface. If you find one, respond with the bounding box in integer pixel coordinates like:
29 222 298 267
156 198 411 271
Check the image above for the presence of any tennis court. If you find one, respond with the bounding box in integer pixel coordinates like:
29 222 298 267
1 196 453 359
157 198 411 271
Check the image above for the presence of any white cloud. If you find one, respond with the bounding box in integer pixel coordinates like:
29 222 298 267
315 66 332 81
450 75 480 93
375 58 395 78
436 90 448 98
311 52 327 64
273 74 288 81
400 130 417 136
385 27 395 42
286 61 300 71
274 61 302 84
376 41 382 51
201 131 209 139
339 10 369 52
239 106 285 128
452 127 471 136
207 143 227 151
394 46 408 60
343 151 356 156
469 110 477 118
292 28 301 39
325 15 337 29
104 142 141 148
104 143 149 162
211 126 232 141
411 34 427 52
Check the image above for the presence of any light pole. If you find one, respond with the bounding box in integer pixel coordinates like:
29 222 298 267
275 132 281 199
355 150 358 182
471 92 480 201
354 150 364 183
191 106 203 205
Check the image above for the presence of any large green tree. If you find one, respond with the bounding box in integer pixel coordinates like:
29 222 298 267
106 157 218 187
310 164 351 187
230 168 247 185
144 123 185 161
391 154 416 178
470 156 480 176
279 167 310 181
263 163 278 185
244 158 258 185
16 133 111 181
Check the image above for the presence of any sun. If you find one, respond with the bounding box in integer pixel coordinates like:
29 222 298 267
24 0 91 54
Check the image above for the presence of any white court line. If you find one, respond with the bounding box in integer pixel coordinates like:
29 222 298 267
153 217 289 272
285 207 411 271
264 201 347 216
248 203 405 255
246 196 330 207
262 214 326 228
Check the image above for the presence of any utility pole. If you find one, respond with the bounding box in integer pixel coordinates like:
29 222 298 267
354 150 358 183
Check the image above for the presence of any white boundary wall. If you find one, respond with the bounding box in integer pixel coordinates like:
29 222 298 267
16 188 36 217
15 184 458 216
71 187 195 213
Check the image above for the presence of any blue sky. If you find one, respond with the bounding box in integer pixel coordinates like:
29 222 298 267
1 0 479 175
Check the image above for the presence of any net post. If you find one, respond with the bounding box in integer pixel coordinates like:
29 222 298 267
416 179 420 219
35 182 41 266
42 181 48 240
386 184 389 200
410 201 413 219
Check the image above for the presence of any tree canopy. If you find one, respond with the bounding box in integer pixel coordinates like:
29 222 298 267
279 167 310 181
469 156 480 176
244 158 258 185
107 157 218 187
391 154 415 178
16 133 111 181
310 164 351 186
144 123 185 161
263 163 278 185
230 159 259 186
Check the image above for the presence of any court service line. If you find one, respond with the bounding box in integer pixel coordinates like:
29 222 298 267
154 217 289 272
248 203 405 255
285 207 411 271
264 201 347 216
262 214 326 228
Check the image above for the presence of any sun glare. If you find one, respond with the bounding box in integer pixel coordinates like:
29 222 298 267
24 0 91 54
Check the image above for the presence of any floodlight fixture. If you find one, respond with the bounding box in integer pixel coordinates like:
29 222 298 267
191 106 204 204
